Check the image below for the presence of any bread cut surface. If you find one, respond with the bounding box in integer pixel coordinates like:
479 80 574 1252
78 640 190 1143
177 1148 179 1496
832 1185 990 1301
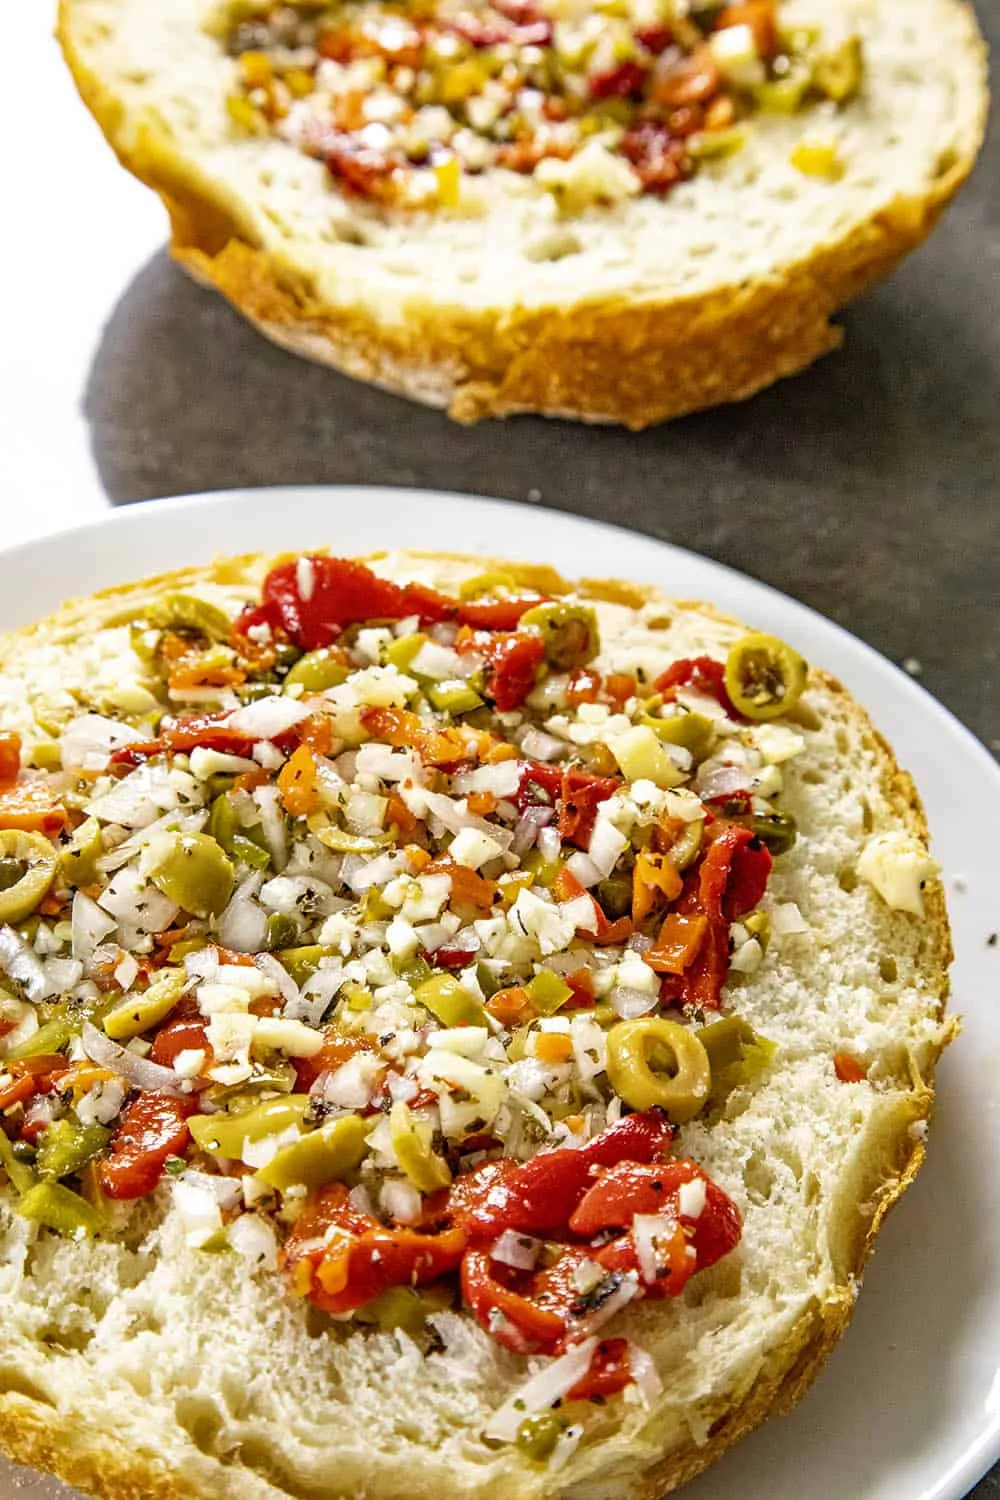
0 550 950 1500
58 0 987 424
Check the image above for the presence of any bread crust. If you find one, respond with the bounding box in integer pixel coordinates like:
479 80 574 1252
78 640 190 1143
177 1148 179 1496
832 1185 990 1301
0 552 953 1500
56 0 988 427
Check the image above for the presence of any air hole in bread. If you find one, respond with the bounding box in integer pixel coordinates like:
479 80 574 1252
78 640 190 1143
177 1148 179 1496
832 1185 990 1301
174 1393 228 1457
742 1151 774 1205
236 1437 338 1499
0 1367 55 1405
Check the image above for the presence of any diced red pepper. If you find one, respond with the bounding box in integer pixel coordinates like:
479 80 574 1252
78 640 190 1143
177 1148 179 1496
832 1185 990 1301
98 1092 195 1200
557 768 621 849
654 656 739 717
475 633 546 712
566 1338 634 1400
456 596 549 630
284 1182 467 1313
148 1014 212 1070
0 733 21 786
589 59 646 98
513 760 564 812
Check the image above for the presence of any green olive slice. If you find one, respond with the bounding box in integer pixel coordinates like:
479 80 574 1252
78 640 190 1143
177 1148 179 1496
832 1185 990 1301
605 1017 711 1122
0 831 57 924
519 602 600 670
141 832 235 918
724 633 808 721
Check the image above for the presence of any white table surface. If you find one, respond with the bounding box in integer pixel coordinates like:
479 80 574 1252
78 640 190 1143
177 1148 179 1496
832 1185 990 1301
1 6 164 545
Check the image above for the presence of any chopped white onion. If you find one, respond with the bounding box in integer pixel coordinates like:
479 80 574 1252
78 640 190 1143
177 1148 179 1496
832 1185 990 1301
42 957 84 992
342 851 408 895
609 986 659 1020
451 761 522 799
490 1230 542 1271
627 932 655 953
0 1003 38 1055
587 816 629 878
260 873 336 917
217 877 268 954
632 1214 674 1285
537 826 562 864
178 1169 243 1211
81 1021 189 1096
564 850 602 889
254 952 300 1008
253 785 288 871
227 696 311 739
380 1178 422 1225
696 764 751 801
98 868 179 938
289 962 346 1025
71 892 119 968
60 714 143 772
519 727 566 763
484 1339 599 1442
355 744 421 782
628 1343 663 1406
86 762 180 831
227 1212 279 1269
0 925 59 1002
348 1184 375 1217
512 805 554 856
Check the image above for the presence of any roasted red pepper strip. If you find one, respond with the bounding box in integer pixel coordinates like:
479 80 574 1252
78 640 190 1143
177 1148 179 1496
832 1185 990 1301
456 596 549 630
460 1249 569 1354
148 1013 212 1070
655 656 740 718
111 713 262 767
656 823 772 1010
284 1182 466 1313
513 760 564 812
448 1110 674 1242
98 1092 195 1200
261 556 454 650
0 732 21 787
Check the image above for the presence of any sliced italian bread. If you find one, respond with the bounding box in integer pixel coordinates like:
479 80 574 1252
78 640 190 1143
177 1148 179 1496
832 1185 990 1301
0 550 950 1500
58 0 987 425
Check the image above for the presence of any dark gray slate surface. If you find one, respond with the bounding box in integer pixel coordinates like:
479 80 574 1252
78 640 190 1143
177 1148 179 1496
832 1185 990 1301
80 11 998 1490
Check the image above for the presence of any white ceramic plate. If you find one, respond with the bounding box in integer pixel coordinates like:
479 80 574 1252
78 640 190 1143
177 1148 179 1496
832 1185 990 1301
1 488 998 1500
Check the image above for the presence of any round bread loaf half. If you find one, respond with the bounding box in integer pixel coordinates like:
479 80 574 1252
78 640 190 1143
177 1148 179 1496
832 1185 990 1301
0 550 950 1500
58 0 987 425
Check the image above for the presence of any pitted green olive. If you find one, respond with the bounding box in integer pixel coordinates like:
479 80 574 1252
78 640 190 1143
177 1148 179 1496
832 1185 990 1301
606 1017 711 1122
142 832 234 918
519 602 600 670
724 634 807 721
284 649 350 692
145 593 234 641
0 831 57 924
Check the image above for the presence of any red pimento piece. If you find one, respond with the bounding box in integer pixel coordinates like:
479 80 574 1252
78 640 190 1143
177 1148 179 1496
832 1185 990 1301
110 712 263 767
557 768 621 848
456 596 550 631
0 733 21 786
655 655 740 717
148 1014 212 1070
460 1248 570 1354
834 1053 867 1084
98 1092 195 1200
567 1338 634 1400
589 59 647 99
472 632 546 711
513 760 564 812
635 22 674 52
620 122 689 194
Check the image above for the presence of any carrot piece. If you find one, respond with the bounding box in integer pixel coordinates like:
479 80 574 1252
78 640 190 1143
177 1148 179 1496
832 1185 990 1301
834 1053 867 1084
387 792 418 837
467 791 498 817
0 732 21 786
0 778 67 834
485 986 531 1027
632 850 684 924
233 767 269 793
277 744 320 817
643 913 709 975
299 714 334 756
482 741 518 764
534 1033 574 1064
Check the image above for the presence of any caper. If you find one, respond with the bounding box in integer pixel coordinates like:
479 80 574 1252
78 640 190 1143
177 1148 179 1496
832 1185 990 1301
284 649 350 693
519 602 600 670
142 832 235 919
596 872 632 920
724 634 808 721
515 1414 563 1462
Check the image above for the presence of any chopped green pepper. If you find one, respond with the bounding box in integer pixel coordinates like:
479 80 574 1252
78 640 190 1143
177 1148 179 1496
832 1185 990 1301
284 649 350 692
0 1129 36 1194
425 683 484 715
256 1114 369 1191
189 1095 313 1159
35 1119 111 1182
17 1181 105 1239
57 817 104 890
384 635 426 672
275 944 332 988
519 602 600 670
232 834 272 871
812 35 863 102
414 974 484 1027
641 710 715 758
266 913 300 951
698 1015 776 1104
728 810 797 856
389 1101 451 1192
103 967 187 1042
5 994 115 1062
526 971 572 1015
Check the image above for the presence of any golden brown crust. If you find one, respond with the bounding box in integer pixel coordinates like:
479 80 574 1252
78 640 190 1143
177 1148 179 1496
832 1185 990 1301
0 553 954 1500
55 1 988 428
